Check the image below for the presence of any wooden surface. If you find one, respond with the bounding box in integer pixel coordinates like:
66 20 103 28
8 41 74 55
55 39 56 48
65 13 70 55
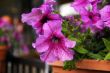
52 66 110 73
50 59 110 73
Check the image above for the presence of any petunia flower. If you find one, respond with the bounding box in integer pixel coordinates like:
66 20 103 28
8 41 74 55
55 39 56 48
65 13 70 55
32 20 76 63
21 1 61 34
71 0 101 13
100 5 110 28
81 9 104 32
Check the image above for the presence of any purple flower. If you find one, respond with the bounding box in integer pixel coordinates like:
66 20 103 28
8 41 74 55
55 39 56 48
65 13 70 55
32 20 76 63
44 0 56 6
22 2 61 34
81 9 104 32
100 5 110 27
21 44 29 55
0 19 5 28
71 0 101 13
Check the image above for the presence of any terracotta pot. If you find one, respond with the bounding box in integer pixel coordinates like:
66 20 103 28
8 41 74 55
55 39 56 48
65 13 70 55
0 45 8 61
0 45 8 73
50 59 110 73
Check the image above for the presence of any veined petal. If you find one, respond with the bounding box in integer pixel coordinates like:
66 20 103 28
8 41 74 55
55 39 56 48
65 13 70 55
94 20 104 29
32 35 49 53
21 8 42 26
41 4 52 15
57 47 74 61
43 20 62 36
48 14 62 20
100 5 110 20
40 49 58 63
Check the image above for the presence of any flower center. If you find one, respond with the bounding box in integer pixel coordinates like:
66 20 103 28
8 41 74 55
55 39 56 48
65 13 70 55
41 16 50 24
52 36 60 43
89 14 93 20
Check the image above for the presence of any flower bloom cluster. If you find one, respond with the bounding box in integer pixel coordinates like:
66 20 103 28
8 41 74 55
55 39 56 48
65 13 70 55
22 0 76 63
21 0 110 63
72 0 110 33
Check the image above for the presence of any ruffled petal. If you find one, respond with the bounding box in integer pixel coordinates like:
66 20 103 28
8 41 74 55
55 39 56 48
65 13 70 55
43 20 62 36
41 4 52 15
71 0 89 13
100 5 110 20
57 47 74 61
32 35 49 53
21 8 42 26
65 39 76 48
94 20 104 29
40 49 58 63
48 14 62 20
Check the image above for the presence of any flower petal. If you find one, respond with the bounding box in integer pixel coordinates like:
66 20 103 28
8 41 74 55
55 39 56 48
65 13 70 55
21 8 42 26
65 39 76 48
48 14 62 20
100 5 110 20
57 47 74 61
40 49 58 63
43 20 62 36
41 4 52 15
32 35 49 53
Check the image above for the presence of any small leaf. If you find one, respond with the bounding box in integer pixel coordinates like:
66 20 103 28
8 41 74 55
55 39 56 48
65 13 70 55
88 53 103 60
104 52 110 60
68 36 81 43
64 60 76 70
103 38 110 50
0 29 3 36
74 47 88 54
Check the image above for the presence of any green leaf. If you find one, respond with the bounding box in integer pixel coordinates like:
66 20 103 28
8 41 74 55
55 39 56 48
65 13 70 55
103 38 110 50
0 29 3 36
64 60 76 70
74 47 88 54
88 53 103 60
68 36 81 43
104 52 110 60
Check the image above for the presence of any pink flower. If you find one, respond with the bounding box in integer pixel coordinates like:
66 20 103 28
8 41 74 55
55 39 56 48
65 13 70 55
0 19 5 28
71 0 101 13
81 9 104 32
100 5 110 28
32 20 76 63
21 3 61 34
44 0 56 6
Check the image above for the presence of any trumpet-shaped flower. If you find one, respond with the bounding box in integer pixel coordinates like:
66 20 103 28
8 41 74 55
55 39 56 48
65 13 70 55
81 9 104 32
22 1 61 34
32 20 76 63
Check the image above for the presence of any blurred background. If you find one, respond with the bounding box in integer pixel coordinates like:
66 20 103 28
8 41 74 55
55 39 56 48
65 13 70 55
0 0 75 73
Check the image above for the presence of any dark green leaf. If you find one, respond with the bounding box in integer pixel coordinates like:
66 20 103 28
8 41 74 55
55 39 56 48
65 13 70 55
64 60 76 70
88 53 103 60
74 47 88 54
0 29 3 36
103 38 110 50
104 52 110 60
